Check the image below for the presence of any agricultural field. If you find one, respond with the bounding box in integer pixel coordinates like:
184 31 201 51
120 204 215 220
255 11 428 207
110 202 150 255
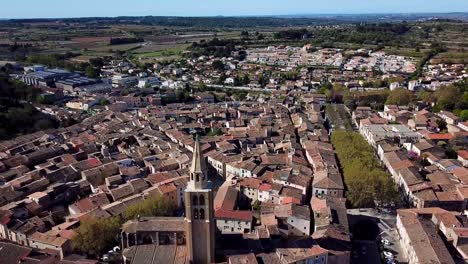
130 44 190 63
431 51 468 64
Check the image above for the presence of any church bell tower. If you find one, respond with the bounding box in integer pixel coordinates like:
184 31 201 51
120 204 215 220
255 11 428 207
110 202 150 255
185 135 215 264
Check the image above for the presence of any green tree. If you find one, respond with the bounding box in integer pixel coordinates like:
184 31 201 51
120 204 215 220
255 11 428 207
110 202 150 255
100 98 111 106
73 195 173 257
85 66 101 79
212 60 225 72
418 90 435 104
331 131 399 208
72 217 122 257
207 127 224 137
436 119 447 131
34 119 55 131
459 110 468 121
241 74 251 86
386 88 414 105
123 195 173 220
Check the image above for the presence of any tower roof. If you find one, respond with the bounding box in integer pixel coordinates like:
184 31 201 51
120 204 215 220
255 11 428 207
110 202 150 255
191 135 205 174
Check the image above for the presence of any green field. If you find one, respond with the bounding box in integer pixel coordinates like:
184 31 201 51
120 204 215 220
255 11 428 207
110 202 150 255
131 44 190 63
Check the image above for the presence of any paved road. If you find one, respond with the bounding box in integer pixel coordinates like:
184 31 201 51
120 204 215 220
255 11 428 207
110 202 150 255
351 240 381 264
348 208 408 264
205 84 274 92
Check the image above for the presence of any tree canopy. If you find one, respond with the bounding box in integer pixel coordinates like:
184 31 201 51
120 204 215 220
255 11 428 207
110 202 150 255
419 79 468 118
0 74 59 140
331 131 399 208
72 195 173 257
385 88 414 105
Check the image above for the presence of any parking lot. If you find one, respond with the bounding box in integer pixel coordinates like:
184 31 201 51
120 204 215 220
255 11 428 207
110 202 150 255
348 208 408 264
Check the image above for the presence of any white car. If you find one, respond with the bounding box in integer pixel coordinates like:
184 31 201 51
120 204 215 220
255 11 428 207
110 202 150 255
383 251 394 259
381 239 391 246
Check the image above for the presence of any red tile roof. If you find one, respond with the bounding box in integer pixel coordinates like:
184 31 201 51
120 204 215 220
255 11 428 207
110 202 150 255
259 183 272 192
281 197 301 205
215 208 252 221
458 150 468 160
427 133 454 140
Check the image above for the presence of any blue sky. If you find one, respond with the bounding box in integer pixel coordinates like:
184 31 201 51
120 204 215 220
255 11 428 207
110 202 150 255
1 0 468 18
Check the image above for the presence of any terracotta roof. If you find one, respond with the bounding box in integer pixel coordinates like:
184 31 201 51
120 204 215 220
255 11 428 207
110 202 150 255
259 183 272 192
215 208 252 221
457 150 468 160
452 167 468 184
30 232 69 247
427 133 454 140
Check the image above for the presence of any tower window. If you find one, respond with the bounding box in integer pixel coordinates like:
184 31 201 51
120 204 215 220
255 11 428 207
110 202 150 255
200 209 205 219
199 195 205 206
192 195 198 206
194 209 199 220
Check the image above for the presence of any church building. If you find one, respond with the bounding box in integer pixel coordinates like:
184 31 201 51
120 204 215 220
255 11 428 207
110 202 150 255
121 136 215 264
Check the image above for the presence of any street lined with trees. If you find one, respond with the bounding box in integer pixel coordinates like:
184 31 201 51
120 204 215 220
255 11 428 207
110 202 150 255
331 131 399 208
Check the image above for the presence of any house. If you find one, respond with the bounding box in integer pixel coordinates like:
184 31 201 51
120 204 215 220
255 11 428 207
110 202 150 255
195 93 215 104
458 121 468 132
438 111 461 126
275 238 328 263
397 208 456 264
411 139 434 156
274 203 312 236
214 185 252 234
408 117 427 131
360 124 422 148
137 77 161 88
458 150 468 167
28 232 73 259
237 177 262 204
224 77 235 85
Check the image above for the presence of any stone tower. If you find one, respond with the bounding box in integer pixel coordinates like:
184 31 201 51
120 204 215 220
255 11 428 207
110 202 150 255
185 136 215 264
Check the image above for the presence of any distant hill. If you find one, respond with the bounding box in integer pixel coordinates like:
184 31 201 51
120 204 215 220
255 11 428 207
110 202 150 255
2 13 467 28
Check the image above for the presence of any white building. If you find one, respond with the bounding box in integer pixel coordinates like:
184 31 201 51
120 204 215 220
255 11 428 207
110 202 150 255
138 77 161 88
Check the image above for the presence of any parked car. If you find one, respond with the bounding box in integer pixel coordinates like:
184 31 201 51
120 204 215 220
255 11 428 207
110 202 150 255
383 251 394 259
381 239 391 246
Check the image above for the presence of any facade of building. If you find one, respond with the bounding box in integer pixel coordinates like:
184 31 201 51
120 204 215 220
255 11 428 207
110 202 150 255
184 136 216 264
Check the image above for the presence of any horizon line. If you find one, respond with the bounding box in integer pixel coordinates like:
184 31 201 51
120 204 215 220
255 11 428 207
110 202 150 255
2 11 468 20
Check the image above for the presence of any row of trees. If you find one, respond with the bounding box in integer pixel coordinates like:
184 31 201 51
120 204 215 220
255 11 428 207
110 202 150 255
385 88 415 106
72 195 173 257
190 38 246 59
109 37 144 45
331 131 400 208
273 22 419 47
25 53 103 79
274 29 309 40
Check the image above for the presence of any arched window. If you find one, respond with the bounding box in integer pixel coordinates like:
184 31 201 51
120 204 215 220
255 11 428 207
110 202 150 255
196 174 200 182
193 209 199 220
199 195 205 206
200 209 205 220
192 195 198 206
